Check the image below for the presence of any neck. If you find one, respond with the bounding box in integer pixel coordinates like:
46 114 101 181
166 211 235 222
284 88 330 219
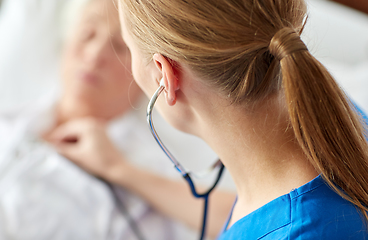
194 93 318 225
55 95 130 126
55 98 94 125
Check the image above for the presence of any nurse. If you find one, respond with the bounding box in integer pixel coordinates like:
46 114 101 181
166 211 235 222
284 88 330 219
117 0 368 239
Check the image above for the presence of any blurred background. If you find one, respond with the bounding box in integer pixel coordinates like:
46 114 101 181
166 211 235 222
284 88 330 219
0 0 367 113
0 1 367 238
0 0 367 189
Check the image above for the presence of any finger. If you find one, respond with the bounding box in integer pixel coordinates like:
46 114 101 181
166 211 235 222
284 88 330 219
48 130 79 144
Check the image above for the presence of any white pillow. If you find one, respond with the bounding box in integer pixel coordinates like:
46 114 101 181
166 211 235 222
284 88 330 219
0 0 87 112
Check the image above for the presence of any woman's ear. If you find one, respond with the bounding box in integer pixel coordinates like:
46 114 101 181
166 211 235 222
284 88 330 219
153 53 180 106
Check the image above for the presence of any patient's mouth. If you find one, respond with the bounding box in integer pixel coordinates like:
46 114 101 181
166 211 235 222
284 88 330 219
78 71 100 85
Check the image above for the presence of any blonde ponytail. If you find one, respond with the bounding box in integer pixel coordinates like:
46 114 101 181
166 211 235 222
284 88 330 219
269 27 368 220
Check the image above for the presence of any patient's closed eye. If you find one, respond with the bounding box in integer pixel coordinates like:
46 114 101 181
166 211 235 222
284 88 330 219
79 27 96 42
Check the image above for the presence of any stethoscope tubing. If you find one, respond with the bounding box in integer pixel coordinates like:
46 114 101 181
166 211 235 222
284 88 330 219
147 84 187 174
146 80 225 240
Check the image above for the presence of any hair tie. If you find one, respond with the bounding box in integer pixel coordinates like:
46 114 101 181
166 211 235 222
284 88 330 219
269 27 308 61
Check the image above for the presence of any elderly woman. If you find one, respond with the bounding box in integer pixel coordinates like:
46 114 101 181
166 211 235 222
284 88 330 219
0 0 210 239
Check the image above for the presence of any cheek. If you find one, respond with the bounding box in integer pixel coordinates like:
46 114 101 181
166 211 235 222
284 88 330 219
61 40 82 76
63 38 81 61
130 56 148 93
130 53 158 99
116 57 132 81
107 51 132 81
109 64 133 93
60 48 77 89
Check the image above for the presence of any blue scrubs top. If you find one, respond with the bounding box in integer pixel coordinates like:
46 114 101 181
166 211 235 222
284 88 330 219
218 175 368 240
218 104 368 240
354 103 368 125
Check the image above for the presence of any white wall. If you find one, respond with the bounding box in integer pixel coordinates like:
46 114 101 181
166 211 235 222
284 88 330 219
303 0 368 113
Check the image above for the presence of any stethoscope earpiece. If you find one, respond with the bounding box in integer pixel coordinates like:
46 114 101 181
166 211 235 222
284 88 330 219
159 77 165 87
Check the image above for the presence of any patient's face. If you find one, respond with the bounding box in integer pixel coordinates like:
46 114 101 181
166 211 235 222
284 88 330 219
60 0 142 119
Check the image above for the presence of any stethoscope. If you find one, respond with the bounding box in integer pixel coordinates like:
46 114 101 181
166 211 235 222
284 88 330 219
146 78 225 240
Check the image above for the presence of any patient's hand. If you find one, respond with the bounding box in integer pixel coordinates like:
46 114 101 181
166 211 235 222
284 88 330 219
47 117 125 179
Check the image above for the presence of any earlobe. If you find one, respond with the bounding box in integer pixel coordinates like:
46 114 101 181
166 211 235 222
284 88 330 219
153 53 180 106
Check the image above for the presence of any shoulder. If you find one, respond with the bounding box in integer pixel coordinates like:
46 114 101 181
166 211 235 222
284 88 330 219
0 96 57 147
218 176 368 240
0 105 29 143
287 176 368 239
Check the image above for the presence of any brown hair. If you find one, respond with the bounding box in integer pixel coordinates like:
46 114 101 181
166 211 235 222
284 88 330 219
120 0 368 220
